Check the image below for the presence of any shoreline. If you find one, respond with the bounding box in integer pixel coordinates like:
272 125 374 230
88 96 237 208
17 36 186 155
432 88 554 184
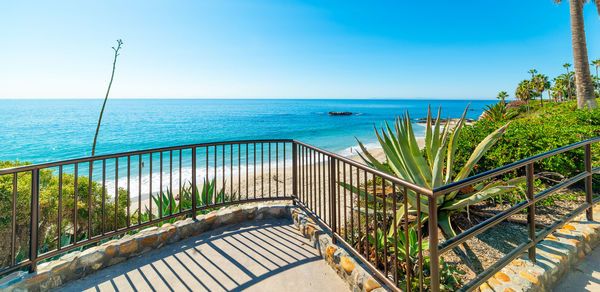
130 137 425 215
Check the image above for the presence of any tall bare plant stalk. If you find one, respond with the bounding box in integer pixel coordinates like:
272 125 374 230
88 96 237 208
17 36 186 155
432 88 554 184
92 39 123 156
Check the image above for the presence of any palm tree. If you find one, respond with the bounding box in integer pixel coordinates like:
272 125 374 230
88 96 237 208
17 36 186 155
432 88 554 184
516 80 535 113
593 75 600 95
564 63 573 100
553 73 574 102
497 91 509 105
554 1 598 109
534 74 549 107
592 59 600 93
528 69 538 79
551 81 564 102
546 79 553 102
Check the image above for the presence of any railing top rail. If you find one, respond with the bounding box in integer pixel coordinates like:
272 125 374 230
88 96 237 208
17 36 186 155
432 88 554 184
4 136 597 196
432 136 600 196
0 138 294 175
293 140 434 196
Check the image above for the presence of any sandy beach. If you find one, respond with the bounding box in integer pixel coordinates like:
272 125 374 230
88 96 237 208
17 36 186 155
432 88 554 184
134 138 425 222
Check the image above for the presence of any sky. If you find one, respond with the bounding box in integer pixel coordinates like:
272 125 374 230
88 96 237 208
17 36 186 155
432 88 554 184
1 0 599 99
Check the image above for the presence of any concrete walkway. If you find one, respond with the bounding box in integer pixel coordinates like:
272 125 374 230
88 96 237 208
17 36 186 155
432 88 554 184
553 244 600 291
55 220 348 292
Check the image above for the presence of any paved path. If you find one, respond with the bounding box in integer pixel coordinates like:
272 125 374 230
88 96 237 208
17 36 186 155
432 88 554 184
553 244 600 291
56 220 348 292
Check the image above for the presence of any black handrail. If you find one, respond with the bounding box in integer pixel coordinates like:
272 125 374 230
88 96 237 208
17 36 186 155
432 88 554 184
0 139 295 175
433 137 600 196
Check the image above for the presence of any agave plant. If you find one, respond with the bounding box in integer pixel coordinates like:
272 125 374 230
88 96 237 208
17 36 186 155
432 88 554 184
368 224 464 290
482 102 517 122
369 225 429 264
136 178 232 225
179 178 232 211
352 105 524 237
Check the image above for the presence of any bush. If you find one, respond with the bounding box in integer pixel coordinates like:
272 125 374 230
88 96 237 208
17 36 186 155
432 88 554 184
0 161 129 269
453 101 600 180
0 160 232 271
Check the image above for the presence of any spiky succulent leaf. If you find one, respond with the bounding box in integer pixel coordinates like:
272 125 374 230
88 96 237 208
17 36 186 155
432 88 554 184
339 182 393 205
425 105 433 166
431 107 442 160
445 105 469 184
387 203 406 238
438 211 456 238
374 127 412 180
454 122 511 183
355 105 513 238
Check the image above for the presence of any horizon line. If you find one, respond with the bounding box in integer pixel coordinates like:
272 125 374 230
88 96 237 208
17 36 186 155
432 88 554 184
0 97 499 100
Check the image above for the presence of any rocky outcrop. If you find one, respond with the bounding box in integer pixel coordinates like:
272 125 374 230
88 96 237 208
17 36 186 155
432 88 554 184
329 111 353 116
415 117 475 126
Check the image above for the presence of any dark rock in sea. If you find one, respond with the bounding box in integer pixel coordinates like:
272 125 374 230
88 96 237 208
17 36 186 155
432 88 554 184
414 118 475 125
329 111 353 116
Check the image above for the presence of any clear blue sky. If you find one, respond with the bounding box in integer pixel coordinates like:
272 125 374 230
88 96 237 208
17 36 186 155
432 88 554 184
2 0 599 99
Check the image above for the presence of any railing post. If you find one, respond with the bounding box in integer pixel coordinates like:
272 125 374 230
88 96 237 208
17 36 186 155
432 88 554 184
29 169 39 273
292 142 298 200
428 194 440 292
526 163 536 262
191 147 197 218
330 157 337 244
585 144 594 221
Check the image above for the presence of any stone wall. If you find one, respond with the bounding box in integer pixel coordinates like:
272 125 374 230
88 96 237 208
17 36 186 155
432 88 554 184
291 209 387 292
288 205 600 292
477 206 600 292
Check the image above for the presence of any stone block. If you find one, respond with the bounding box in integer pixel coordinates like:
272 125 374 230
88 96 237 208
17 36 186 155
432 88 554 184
364 277 381 292
204 213 217 224
519 270 539 286
77 249 106 268
139 234 160 247
341 257 355 274
105 244 117 257
354 272 365 291
118 240 138 255
50 260 70 276
332 248 346 265
495 271 511 282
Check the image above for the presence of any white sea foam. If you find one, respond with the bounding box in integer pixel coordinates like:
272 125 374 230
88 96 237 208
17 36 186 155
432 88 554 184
336 130 426 158
337 142 380 157
98 159 295 200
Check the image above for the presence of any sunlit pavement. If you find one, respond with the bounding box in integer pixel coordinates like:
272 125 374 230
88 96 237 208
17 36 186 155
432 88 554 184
55 220 349 292
553 245 600 291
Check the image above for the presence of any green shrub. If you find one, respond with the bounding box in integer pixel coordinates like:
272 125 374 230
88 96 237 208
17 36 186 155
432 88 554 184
454 101 600 181
0 159 237 271
0 161 130 269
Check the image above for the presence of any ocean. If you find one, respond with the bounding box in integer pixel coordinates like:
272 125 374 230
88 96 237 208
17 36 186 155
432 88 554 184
0 98 493 198
0 99 492 163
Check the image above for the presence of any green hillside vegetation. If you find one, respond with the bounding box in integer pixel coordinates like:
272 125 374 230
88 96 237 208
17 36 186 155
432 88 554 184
454 100 600 183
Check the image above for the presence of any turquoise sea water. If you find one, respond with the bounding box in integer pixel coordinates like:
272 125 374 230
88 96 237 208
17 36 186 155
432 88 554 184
1 99 494 197
0 99 493 163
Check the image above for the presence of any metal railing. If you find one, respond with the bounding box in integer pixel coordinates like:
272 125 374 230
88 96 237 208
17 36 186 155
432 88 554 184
0 138 598 291
432 137 600 291
0 140 295 276
293 141 433 291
